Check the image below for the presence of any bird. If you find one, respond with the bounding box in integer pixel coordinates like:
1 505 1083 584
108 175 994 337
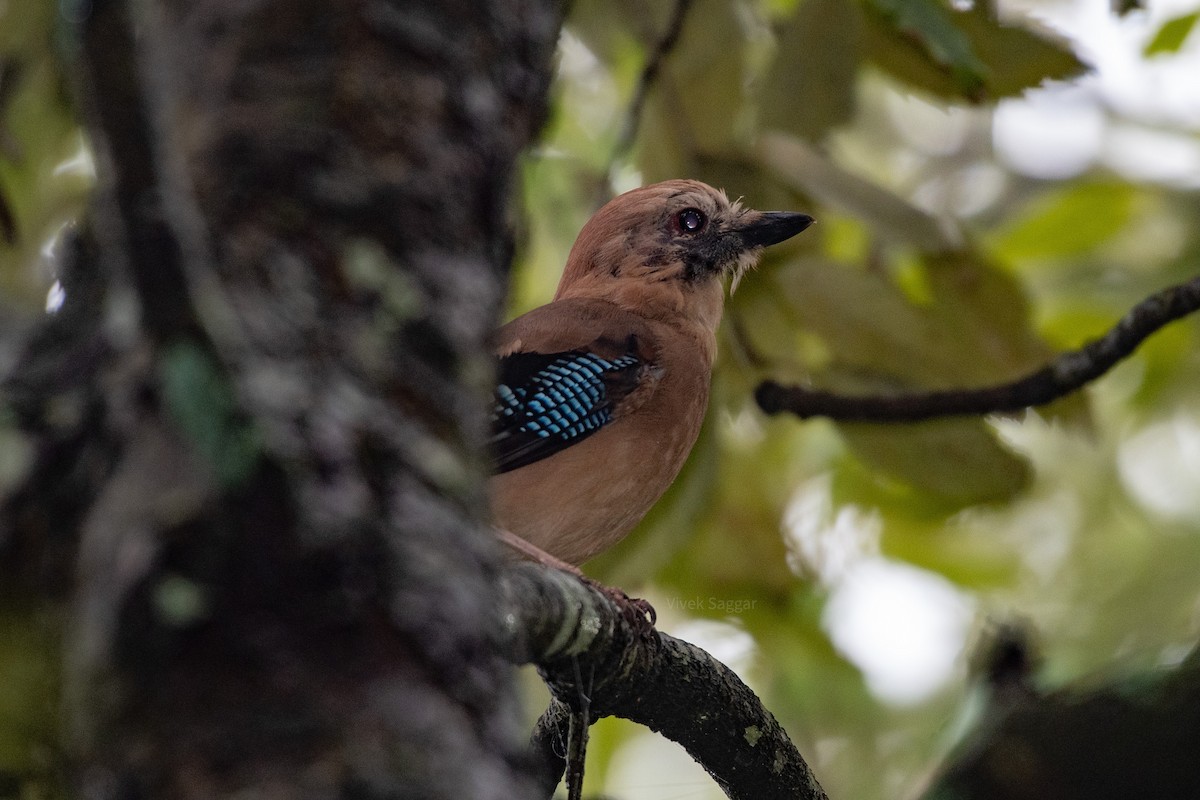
490 179 813 567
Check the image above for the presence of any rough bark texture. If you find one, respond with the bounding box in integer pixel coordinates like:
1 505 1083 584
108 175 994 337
1 0 562 797
499 565 830 800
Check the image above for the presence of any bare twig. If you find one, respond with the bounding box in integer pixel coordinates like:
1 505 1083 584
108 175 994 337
0 57 21 243
756 274 1200 422
78 0 202 343
498 564 829 800
610 0 695 165
565 680 590 800
926 640 1200 799
529 698 572 798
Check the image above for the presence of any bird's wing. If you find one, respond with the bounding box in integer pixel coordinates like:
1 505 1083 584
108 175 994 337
490 300 660 474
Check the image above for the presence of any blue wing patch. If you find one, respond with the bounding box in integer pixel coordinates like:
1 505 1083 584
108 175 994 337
491 349 642 474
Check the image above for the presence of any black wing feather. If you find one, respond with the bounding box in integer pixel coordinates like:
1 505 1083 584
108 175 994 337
491 347 644 474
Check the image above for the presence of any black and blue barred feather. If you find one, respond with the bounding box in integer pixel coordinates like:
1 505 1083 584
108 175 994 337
491 348 643 473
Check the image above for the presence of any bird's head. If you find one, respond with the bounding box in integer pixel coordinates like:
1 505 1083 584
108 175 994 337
554 179 813 331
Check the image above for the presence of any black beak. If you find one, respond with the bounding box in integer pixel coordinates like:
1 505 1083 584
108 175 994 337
736 211 815 249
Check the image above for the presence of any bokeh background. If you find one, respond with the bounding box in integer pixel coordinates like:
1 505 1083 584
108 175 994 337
509 0 1200 797
2 0 1200 798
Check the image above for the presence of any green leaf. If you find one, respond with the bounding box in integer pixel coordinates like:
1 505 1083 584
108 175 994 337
0 1 88 309
993 181 1138 263
738 253 1046 392
759 0 864 142
863 1 1086 102
159 342 260 487
841 419 1031 505
958 5 1086 98
1144 11 1199 56
733 247 1058 508
865 0 988 96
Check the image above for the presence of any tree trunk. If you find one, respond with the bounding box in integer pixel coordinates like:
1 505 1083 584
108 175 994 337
1 0 562 796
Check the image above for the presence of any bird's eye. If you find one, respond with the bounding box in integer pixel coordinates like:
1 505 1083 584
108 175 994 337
675 208 707 234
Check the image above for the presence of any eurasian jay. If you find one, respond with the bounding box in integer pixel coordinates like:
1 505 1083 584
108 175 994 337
490 179 813 566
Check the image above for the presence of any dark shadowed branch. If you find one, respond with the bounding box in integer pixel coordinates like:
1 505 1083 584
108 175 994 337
610 0 695 166
925 636 1200 800
756 274 1200 422
498 563 830 800
528 697 573 798
0 57 23 244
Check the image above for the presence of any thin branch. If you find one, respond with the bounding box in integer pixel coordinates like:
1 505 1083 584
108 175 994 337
529 698 572 799
565 690 589 800
926 639 1200 799
609 0 695 166
0 57 20 244
498 564 829 800
78 0 199 342
756 274 1200 422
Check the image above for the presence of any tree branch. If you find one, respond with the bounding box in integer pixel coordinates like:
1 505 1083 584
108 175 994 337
756 274 1200 422
609 0 695 166
77 0 201 342
528 697 573 799
925 638 1200 800
498 564 830 800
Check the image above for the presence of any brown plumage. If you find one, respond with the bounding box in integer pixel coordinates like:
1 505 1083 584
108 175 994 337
490 179 812 566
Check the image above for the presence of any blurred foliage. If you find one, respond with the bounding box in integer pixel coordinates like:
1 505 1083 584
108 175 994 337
863 0 1085 101
0 1 88 313
0 607 62 799
1143 9 1199 54
514 0 1200 798
159 342 262 488
4 0 1200 798
0 2 82 794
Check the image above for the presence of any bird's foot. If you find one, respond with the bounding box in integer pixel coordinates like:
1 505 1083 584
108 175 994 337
496 527 657 633
594 583 656 629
